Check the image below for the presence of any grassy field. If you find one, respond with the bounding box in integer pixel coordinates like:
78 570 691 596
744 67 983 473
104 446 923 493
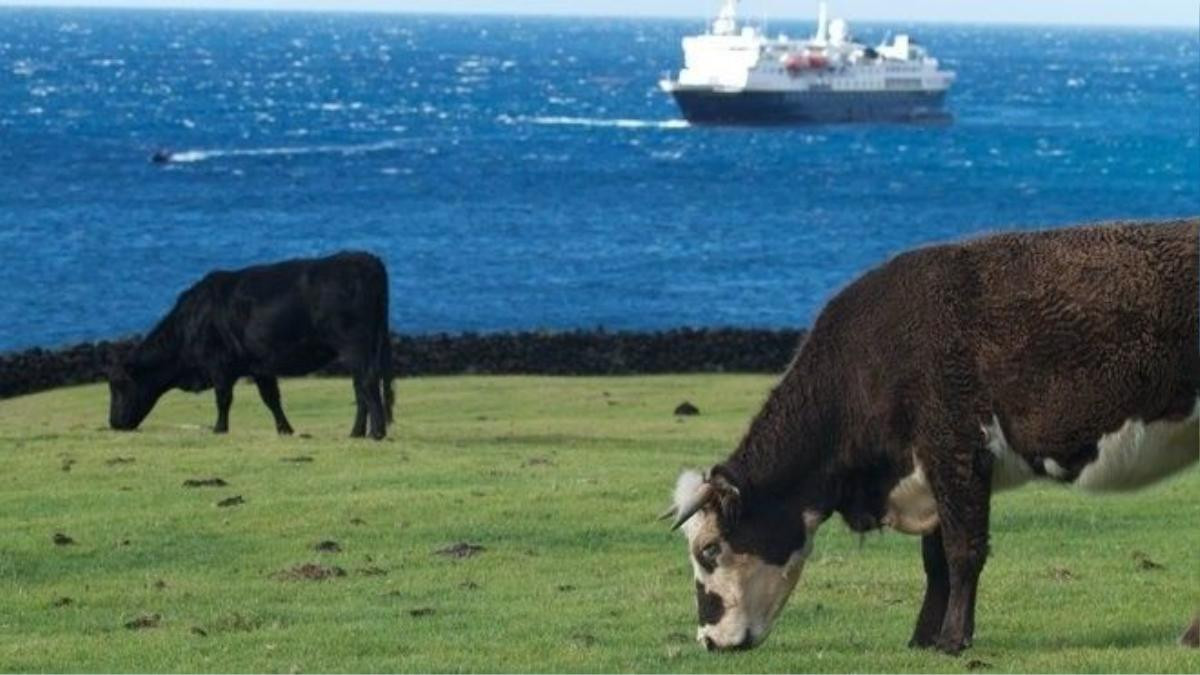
0 375 1196 673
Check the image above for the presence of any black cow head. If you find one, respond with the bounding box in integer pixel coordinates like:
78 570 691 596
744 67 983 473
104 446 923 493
664 468 826 651
107 361 165 431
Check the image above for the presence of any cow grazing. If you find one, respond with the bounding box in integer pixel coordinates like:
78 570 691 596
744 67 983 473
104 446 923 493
662 220 1199 654
109 252 394 439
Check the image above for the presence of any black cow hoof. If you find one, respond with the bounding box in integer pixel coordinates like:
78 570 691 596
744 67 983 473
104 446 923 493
349 430 366 439
933 636 968 655
907 636 936 649
278 427 294 436
212 427 228 434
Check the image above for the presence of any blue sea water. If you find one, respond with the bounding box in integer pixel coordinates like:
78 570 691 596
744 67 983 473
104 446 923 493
0 9 1197 352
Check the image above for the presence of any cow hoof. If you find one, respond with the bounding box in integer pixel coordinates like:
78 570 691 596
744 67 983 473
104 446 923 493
907 635 936 649
212 427 228 434
349 430 366 439
933 637 968 655
278 427 294 436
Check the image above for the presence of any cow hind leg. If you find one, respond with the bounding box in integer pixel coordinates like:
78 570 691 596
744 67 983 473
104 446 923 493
350 384 368 438
213 379 234 434
350 373 385 440
254 376 294 435
909 529 950 648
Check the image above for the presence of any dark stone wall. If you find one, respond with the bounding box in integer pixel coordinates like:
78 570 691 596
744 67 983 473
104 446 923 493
0 328 806 400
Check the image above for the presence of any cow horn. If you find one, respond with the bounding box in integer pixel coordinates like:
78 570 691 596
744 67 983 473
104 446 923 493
669 482 715 531
657 505 678 522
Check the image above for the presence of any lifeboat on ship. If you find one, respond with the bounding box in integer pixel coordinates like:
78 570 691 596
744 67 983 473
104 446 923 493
782 51 829 75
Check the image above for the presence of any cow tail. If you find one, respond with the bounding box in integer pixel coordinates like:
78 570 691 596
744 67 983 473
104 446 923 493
380 327 395 424
377 261 395 424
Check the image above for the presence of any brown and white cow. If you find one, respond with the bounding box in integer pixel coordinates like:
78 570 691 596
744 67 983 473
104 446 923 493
663 220 1199 654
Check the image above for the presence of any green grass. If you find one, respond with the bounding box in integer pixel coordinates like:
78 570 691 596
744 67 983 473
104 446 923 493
0 375 1196 673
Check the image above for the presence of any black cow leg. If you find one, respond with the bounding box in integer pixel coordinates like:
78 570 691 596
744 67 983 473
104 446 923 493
909 528 950 648
254 376 294 435
920 424 992 655
350 375 373 438
362 372 387 440
932 485 989 654
213 381 234 434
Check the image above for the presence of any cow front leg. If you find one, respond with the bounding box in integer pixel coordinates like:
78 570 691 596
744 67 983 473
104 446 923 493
909 528 950 648
213 380 234 434
254 376 294 435
931 477 990 654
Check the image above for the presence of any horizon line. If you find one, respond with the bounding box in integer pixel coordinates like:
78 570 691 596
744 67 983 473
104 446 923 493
0 2 1195 29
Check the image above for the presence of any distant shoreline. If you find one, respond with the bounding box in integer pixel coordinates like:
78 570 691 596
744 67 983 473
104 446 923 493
0 5 1191 31
0 327 807 399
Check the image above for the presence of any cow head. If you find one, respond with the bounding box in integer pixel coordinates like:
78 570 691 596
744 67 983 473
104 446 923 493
107 361 165 431
664 468 824 651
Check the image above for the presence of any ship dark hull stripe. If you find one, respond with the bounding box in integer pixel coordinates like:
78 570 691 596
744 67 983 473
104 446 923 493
669 89 949 125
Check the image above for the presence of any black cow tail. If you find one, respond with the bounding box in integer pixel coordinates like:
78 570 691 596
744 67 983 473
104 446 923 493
381 329 395 424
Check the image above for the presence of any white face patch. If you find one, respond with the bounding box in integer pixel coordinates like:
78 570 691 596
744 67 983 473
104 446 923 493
671 471 816 651
1075 399 1199 492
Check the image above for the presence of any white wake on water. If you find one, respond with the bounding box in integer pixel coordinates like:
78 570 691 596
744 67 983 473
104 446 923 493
497 114 689 130
165 138 415 163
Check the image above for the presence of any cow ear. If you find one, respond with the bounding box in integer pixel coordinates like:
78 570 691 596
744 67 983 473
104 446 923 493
108 362 133 384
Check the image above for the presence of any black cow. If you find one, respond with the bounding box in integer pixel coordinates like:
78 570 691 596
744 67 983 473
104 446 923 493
109 252 394 439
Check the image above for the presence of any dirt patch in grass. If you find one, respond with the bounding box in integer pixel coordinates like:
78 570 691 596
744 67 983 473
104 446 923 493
408 607 435 618
358 566 388 576
183 477 227 488
435 542 485 559
281 456 313 463
522 457 554 468
105 457 135 466
124 613 161 630
52 532 75 546
275 563 346 581
217 495 244 508
50 596 73 608
570 632 598 647
349 517 366 526
1132 550 1164 571
60 457 76 472
965 659 993 670
314 540 342 553
1048 566 1076 582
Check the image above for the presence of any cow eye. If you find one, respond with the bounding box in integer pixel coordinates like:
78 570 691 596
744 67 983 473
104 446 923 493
700 542 721 565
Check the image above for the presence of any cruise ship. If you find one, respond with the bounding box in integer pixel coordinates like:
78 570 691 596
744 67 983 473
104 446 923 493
659 0 955 124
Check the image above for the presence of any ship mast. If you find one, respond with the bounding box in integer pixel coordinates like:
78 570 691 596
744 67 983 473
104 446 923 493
711 0 739 36
813 1 829 44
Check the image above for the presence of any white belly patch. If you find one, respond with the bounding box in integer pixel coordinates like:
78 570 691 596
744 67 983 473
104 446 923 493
884 402 1199 536
1075 400 1200 492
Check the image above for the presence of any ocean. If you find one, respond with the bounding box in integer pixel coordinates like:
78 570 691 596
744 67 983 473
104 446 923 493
0 8 1196 352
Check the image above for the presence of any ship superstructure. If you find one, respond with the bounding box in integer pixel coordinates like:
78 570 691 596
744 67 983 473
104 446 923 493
660 0 955 124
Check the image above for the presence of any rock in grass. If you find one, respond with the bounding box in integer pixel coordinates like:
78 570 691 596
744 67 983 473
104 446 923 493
673 401 700 416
